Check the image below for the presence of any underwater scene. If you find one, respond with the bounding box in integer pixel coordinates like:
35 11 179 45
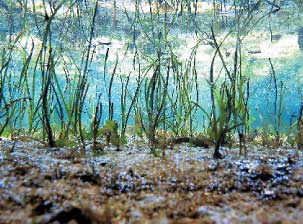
0 0 303 223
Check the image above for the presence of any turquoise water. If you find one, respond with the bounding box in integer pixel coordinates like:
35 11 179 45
1 0 303 135
249 62 302 131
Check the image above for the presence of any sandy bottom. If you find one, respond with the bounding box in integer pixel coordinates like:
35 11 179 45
0 138 302 223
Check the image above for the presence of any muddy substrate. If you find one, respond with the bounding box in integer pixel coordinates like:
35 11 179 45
0 139 303 224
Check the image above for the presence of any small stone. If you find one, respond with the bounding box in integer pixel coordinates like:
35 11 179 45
138 194 165 206
254 165 273 181
196 206 209 216
297 188 303 197
130 209 142 218
263 189 274 196
287 156 296 165
208 161 219 171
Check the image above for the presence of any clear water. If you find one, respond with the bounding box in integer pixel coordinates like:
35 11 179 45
0 0 302 134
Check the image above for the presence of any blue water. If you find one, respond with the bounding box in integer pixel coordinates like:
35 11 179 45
3 54 302 134
84 57 303 133
1 1 303 135
249 58 302 131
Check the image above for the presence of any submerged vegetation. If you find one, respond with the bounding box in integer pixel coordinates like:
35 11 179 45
1 0 302 156
0 0 303 222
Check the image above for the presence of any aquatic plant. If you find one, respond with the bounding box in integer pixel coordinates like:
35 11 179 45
101 119 121 150
141 55 170 149
0 32 32 136
296 102 303 150
206 26 248 159
167 48 199 137
268 58 286 146
90 94 102 151
120 71 141 142
0 0 301 160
